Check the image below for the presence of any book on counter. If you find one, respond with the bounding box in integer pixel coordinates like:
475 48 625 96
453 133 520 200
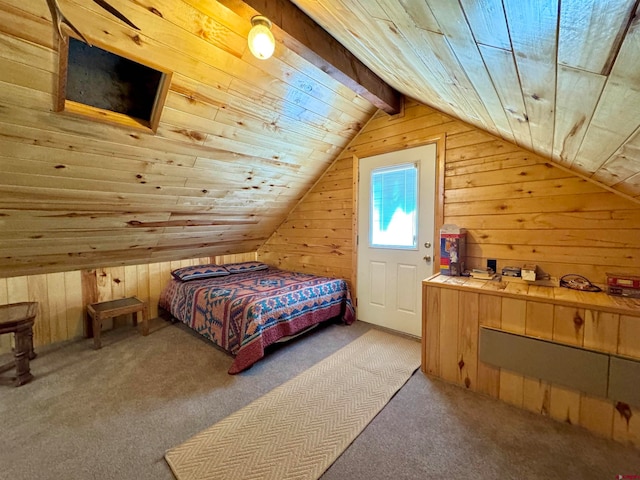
469 267 497 280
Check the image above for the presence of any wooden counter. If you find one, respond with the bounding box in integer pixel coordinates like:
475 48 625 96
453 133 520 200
422 274 640 448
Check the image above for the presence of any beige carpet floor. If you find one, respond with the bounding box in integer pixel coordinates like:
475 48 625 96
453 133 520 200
165 329 421 480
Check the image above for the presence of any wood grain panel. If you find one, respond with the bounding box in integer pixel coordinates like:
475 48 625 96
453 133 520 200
0 0 376 278
2 0 640 285
439 288 460 383
423 285 441 376
523 377 551 416
550 385 581 425
292 0 640 198
476 294 501 397
457 291 479 389
0 254 270 352
262 100 640 330
424 278 640 447
499 297 526 407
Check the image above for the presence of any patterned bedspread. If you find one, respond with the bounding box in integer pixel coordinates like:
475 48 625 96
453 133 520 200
159 268 355 374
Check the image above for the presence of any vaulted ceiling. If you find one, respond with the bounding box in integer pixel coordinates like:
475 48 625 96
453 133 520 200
288 0 640 201
1 0 639 277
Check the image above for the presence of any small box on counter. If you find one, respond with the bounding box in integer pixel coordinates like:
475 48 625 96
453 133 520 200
521 264 538 282
501 266 522 278
607 273 640 299
440 224 466 276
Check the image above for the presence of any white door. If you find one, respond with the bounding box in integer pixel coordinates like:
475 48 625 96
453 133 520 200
357 143 437 337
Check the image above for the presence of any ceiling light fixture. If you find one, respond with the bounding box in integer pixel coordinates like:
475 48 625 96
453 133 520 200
248 15 275 60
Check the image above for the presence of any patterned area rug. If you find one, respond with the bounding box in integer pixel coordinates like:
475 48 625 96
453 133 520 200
165 329 421 480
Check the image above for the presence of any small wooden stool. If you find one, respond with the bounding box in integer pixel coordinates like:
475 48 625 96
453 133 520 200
0 302 38 387
86 297 149 349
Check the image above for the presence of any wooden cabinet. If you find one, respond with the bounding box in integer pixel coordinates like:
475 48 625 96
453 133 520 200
422 274 640 448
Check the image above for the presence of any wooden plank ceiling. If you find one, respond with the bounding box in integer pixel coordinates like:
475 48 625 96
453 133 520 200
1 0 640 278
0 0 378 277
291 0 640 200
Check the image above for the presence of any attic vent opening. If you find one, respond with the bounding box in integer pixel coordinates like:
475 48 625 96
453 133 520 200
57 37 171 132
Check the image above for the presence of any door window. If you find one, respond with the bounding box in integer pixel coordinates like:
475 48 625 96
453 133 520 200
370 163 418 249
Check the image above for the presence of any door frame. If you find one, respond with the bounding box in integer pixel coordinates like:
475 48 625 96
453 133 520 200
350 135 446 318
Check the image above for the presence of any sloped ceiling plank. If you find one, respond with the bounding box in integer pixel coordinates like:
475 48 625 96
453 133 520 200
424 0 514 142
176 0 375 115
0 2 53 49
218 0 401 114
66 0 370 131
0 0 380 276
478 44 533 151
374 0 499 136
0 29 56 71
595 127 640 197
366 17 458 118
502 0 558 158
418 28 499 136
458 0 511 50
290 0 640 203
558 0 638 74
553 65 606 165
573 12 640 176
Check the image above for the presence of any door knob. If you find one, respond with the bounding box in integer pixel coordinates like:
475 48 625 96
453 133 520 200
423 255 432 263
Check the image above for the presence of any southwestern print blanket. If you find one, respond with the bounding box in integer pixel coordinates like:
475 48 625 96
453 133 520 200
159 268 355 374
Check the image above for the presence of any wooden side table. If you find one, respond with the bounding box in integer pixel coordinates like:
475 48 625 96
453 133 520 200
87 297 149 349
0 302 38 387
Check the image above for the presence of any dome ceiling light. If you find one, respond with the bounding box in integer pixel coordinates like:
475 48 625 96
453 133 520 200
248 15 276 60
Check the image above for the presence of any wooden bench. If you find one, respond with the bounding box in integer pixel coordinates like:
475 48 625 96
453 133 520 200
0 302 38 387
86 297 149 349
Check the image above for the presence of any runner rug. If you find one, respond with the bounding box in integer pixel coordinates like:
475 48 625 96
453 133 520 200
165 329 421 480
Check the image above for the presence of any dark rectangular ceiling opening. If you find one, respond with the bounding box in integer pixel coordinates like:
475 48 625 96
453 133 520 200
58 37 171 132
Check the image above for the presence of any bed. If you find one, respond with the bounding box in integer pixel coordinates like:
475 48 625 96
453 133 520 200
158 262 355 374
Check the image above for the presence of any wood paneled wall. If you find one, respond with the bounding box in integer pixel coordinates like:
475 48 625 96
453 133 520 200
257 155 355 283
259 99 640 291
0 252 256 355
423 276 640 447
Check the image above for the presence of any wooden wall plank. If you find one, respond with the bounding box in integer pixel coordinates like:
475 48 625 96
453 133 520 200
423 285 441 376
523 377 551 416
499 297 526 407
613 401 640 447
618 315 640 358
522 300 553 414
584 310 620 354
64 271 83 339
550 385 581 425
476 294 501 397
148 262 162 319
0 278 8 354
457 291 479 389
439 288 460 383
553 305 585 347
580 394 614 439
47 272 67 343
26 275 49 348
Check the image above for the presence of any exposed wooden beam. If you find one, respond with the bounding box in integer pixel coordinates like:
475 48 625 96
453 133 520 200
218 0 402 115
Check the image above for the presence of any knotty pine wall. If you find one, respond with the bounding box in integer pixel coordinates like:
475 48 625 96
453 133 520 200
0 252 256 355
258 99 640 292
257 155 355 284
